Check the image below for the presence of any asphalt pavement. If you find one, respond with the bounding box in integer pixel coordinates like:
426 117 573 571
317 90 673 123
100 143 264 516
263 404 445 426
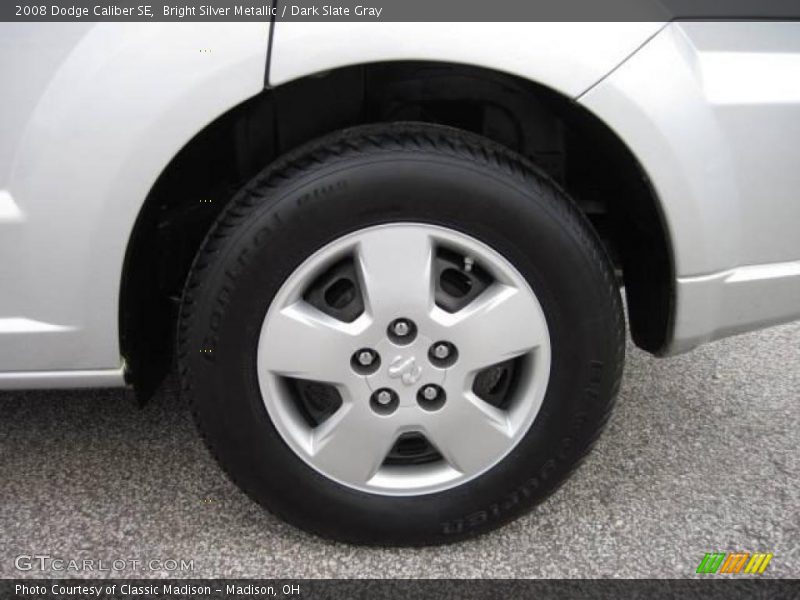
1 323 798 579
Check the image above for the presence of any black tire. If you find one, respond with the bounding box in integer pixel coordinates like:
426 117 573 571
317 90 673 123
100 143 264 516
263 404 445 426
178 122 625 545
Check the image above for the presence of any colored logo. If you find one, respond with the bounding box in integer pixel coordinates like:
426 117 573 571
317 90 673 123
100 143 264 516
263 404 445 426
696 552 773 574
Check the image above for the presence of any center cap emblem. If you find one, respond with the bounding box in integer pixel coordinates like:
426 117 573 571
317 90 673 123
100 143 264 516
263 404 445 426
388 355 423 386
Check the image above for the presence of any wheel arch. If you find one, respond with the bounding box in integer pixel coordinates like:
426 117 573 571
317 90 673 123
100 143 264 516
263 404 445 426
121 60 674 401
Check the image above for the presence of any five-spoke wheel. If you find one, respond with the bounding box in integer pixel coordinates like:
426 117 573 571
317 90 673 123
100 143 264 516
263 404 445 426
257 224 551 494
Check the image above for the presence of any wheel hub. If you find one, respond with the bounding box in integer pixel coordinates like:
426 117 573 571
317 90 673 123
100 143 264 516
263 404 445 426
366 333 446 406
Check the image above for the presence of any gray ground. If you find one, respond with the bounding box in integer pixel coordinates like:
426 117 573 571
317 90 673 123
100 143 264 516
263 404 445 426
1 323 798 579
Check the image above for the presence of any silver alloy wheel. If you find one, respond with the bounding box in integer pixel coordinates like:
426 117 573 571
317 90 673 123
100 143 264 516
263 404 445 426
256 224 551 496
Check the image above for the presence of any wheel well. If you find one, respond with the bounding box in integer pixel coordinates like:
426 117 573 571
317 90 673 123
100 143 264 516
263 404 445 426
120 61 674 401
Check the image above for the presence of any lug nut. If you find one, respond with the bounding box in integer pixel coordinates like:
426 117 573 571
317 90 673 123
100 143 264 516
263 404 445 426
432 344 450 360
387 318 417 344
429 341 458 367
421 385 439 401
370 388 398 415
417 384 446 411
352 349 380 374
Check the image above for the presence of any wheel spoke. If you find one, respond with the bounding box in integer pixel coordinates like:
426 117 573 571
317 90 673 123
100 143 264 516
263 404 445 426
259 302 364 385
436 283 546 373
356 227 435 321
309 404 398 485
423 393 514 475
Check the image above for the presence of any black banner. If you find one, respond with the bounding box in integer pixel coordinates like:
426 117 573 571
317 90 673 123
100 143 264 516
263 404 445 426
3 0 800 22
3 579 800 600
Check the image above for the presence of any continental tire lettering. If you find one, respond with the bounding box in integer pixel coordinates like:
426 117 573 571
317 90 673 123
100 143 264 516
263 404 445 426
253 224 273 248
540 458 556 480
235 245 250 268
557 436 574 460
501 490 521 511
296 180 348 207
589 360 603 384
205 245 252 357
441 520 463 535
440 362 604 535
465 511 487 528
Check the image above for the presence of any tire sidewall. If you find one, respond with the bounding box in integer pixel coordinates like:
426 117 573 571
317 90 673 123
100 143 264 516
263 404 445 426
181 134 623 544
